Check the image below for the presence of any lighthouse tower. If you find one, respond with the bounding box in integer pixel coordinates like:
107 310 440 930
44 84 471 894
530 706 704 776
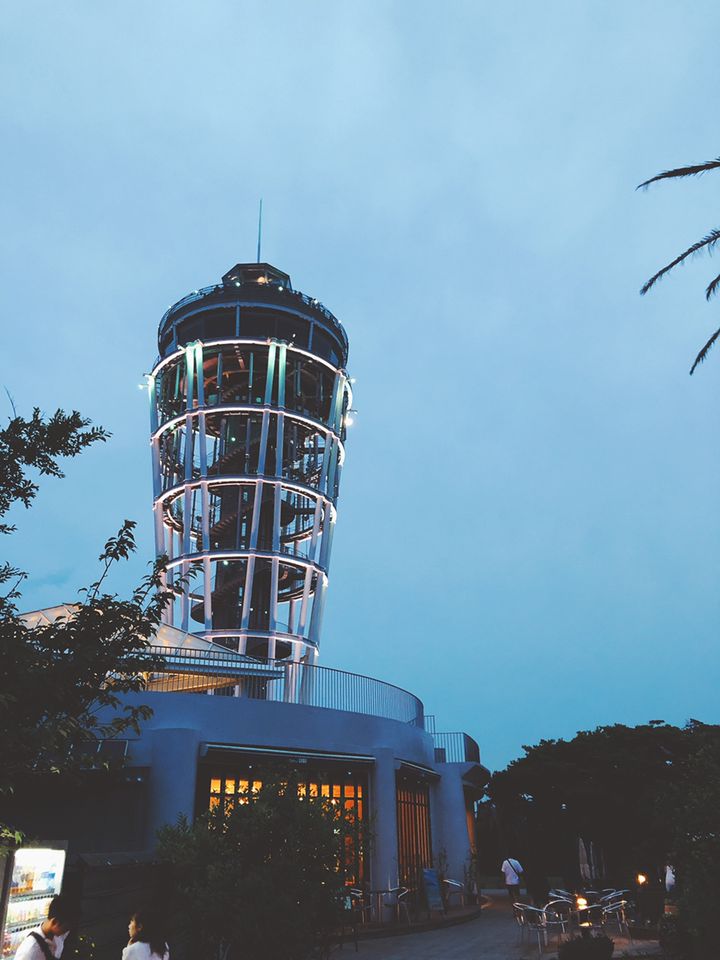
149 263 351 663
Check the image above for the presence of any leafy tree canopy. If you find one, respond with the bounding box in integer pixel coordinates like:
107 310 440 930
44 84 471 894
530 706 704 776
488 721 720 879
158 768 360 960
0 407 108 535
0 408 168 836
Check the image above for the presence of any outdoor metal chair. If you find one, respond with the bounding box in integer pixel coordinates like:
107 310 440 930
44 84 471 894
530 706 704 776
549 887 574 901
348 888 372 924
599 889 619 903
382 886 410 924
602 899 632 940
543 899 573 942
513 904 547 955
512 902 528 941
577 903 605 930
583 889 601 903
604 888 630 901
442 878 465 908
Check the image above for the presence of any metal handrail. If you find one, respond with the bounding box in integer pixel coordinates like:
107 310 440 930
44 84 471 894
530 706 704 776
158 283 348 350
432 731 481 763
138 645 425 727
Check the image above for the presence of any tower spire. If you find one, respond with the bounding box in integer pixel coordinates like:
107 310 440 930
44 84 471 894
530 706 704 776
256 198 263 263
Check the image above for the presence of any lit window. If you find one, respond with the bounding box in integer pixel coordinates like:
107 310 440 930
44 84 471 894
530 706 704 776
210 779 221 794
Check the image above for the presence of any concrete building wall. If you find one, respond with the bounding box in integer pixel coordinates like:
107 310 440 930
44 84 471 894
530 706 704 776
112 692 482 898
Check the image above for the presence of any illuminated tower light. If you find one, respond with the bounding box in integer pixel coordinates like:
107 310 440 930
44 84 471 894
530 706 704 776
150 263 351 664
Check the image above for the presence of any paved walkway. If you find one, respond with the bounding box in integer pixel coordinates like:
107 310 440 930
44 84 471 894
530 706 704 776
352 893 660 960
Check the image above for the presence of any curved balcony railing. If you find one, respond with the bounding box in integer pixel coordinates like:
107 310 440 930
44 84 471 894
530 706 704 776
139 645 425 727
157 283 348 358
431 731 481 764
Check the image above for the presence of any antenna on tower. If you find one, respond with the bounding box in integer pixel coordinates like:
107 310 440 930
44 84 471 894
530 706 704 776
256 198 263 263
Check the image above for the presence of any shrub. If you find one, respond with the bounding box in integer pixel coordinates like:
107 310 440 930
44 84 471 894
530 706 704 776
658 915 691 960
557 934 614 960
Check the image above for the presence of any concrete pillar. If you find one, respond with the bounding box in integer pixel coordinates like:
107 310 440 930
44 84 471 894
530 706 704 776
145 727 200 849
434 767 473 884
370 749 398 920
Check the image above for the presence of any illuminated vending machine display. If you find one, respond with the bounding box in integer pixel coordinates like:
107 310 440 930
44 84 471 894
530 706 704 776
1 848 66 959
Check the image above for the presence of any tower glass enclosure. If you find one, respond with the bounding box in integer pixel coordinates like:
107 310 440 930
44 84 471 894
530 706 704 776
149 263 352 663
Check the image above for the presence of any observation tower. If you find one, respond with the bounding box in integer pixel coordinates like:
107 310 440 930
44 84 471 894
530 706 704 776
149 263 352 664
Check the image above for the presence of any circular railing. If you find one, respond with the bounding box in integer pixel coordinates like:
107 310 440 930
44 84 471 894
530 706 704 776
143 645 425 727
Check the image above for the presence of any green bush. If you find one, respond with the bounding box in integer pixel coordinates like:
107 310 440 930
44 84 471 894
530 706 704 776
658 915 691 960
557 934 614 960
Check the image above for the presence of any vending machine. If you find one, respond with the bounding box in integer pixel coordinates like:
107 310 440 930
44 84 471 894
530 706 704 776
1 848 66 959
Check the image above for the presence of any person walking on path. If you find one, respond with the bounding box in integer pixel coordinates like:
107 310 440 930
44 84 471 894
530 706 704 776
122 909 169 960
500 857 524 903
14 895 74 960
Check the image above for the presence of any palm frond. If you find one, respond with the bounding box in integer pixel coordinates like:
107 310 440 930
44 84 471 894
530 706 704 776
690 325 720 375
640 229 720 296
637 157 720 189
705 271 720 301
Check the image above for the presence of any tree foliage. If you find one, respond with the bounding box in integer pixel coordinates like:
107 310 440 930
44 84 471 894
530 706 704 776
638 155 720 373
662 736 720 956
488 721 720 880
0 408 109 535
0 407 169 834
158 768 358 960
489 722 720 956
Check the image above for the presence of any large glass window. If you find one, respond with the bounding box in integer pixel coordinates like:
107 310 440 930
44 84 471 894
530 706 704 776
396 776 433 890
311 327 342 367
204 764 367 885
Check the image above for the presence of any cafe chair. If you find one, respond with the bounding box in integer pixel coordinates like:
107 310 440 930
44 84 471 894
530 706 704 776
513 904 547 954
578 903 605 929
442 878 465 908
602 899 632 940
383 886 411 924
348 888 372 924
543 899 573 941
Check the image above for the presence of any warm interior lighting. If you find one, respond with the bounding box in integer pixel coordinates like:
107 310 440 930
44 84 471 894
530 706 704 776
637 873 647 885
576 897 588 908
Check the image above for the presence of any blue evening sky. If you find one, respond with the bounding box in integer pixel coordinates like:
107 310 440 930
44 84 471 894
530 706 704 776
2 1 719 770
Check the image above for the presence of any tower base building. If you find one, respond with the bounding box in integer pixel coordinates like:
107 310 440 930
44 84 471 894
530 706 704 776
18 263 488 919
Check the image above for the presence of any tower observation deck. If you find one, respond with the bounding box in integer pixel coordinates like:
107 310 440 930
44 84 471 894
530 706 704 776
149 263 352 663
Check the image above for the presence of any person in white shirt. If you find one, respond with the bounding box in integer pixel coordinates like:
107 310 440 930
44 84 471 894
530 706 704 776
500 857 524 903
14 895 74 960
122 909 169 960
